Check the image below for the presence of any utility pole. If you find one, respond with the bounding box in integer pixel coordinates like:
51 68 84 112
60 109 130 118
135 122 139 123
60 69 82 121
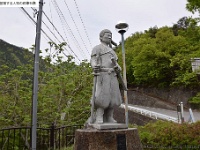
31 0 43 149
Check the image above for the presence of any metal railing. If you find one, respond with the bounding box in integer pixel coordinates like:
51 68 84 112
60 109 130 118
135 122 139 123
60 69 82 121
120 104 178 123
0 126 30 150
0 124 83 150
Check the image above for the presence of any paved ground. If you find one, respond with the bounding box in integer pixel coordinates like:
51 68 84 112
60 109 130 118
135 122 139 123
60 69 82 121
133 105 200 122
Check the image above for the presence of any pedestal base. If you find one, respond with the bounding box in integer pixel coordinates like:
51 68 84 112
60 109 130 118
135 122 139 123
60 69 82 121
89 123 127 130
74 128 143 150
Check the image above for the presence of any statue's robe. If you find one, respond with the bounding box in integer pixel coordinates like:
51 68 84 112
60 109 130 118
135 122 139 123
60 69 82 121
91 43 122 109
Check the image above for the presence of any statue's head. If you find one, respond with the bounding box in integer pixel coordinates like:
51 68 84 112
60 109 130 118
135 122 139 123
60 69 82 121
99 29 112 45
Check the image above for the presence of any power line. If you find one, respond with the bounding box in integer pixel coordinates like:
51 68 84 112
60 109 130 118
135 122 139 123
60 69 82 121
63 0 90 55
48 1 56 56
47 2 81 62
73 0 92 49
20 7 52 48
20 7 54 44
31 7 69 54
52 0 87 59
31 8 63 45
48 1 55 42
32 7 79 59
19 7 36 27
42 10 72 56
52 0 86 59
42 10 66 43
21 7 81 62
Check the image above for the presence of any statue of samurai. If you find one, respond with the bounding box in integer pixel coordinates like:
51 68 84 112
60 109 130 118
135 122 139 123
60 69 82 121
90 29 122 124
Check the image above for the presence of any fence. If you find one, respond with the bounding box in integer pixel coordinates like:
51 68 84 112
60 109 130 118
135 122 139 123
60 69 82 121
0 124 83 150
120 104 178 123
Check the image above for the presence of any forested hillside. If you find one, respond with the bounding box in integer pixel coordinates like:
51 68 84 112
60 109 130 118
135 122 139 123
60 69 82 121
0 39 34 73
0 39 49 75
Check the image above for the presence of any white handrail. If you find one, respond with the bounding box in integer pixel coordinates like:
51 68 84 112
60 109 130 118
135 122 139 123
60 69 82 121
120 104 178 123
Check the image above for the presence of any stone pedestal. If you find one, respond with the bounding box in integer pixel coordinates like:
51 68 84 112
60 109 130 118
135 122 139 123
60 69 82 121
74 128 143 150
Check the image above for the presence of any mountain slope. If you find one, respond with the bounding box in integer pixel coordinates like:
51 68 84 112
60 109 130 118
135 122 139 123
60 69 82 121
0 39 34 71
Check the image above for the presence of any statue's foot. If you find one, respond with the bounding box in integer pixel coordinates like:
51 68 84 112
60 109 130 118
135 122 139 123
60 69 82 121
95 108 104 124
95 118 103 124
107 117 117 123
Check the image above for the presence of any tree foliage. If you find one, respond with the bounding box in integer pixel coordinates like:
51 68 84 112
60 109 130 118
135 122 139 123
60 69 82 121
186 0 200 14
0 40 33 73
116 17 200 88
0 42 93 128
133 120 200 149
115 16 200 106
0 65 33 127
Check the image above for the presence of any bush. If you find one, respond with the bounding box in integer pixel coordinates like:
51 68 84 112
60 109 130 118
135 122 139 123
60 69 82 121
189 92 200 109
136 120 200 150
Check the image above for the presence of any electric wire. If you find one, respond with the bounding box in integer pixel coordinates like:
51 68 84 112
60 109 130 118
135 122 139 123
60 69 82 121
22 7 81 62
32 7 78 58
50 0 82 61
19 7 36 27
42 10 67 44
52 0 87 59
50 1 70 43
48 2 78 60
73 0 92 49
48 1 55 55
20 7 49 43
31 8 64 45
20 7 54 45
43 9 78 59
42 10 72 56
63 0 90 55
52 0 86 59
47 3 81 62
48 1 55 43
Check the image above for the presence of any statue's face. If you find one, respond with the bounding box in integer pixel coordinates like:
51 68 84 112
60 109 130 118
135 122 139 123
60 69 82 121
101 32 112 45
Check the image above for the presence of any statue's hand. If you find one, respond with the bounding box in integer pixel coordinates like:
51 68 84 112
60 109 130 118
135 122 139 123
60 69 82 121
117 65 122 71
114 64 121 72
93 65 100 73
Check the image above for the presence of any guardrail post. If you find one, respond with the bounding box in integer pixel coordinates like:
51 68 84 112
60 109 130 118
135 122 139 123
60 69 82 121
177 104 181 123
189 108 195 123
180 102 184 123
50 123 55 149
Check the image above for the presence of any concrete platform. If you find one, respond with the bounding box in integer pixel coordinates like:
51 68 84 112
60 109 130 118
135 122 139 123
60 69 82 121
74 128 143 150
89 123 128 130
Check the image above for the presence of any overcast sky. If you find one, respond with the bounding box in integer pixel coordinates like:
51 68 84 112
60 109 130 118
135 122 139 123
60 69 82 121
0 0 197 63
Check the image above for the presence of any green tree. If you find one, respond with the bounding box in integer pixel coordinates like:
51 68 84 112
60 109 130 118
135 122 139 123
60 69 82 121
116 20 200 88
0 65 33 127
37 58 92 126
0 42 93 128
186 0 200 14
35 43 92 126
123 27 193 87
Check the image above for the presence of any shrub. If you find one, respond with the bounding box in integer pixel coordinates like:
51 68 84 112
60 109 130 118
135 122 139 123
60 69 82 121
136 120 200 150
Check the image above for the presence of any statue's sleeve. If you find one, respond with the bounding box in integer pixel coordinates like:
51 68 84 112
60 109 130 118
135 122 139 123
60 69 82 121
90 46 98 68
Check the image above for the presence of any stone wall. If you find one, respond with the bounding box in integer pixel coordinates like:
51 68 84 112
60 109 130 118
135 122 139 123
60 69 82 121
114 87 199 125
127 87 199 110
114 106 155 126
